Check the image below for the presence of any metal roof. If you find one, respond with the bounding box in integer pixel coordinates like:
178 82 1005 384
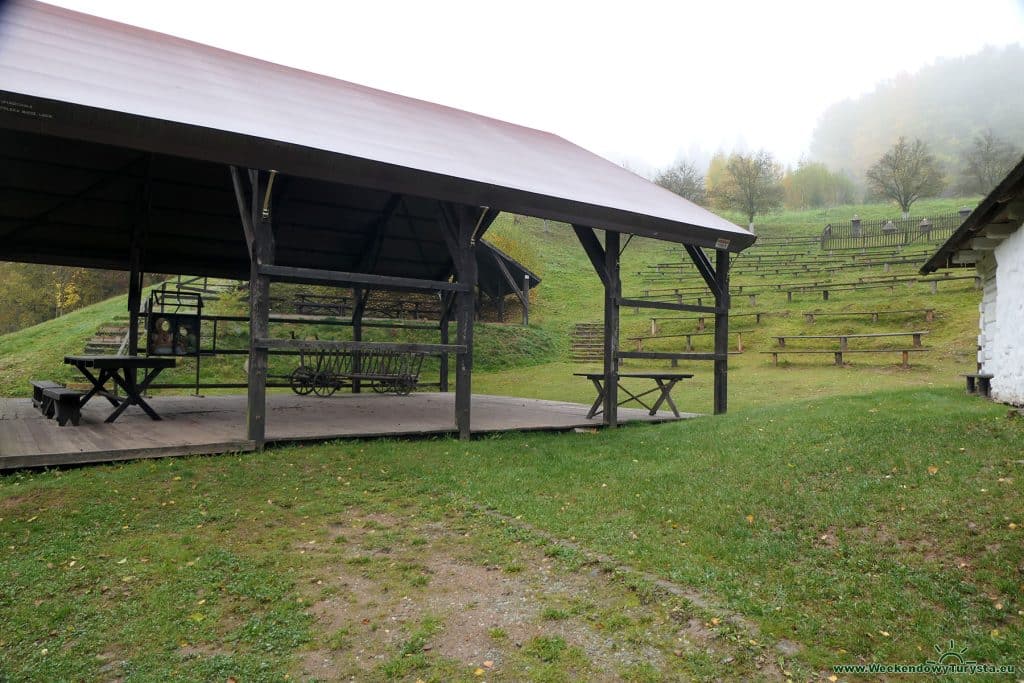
0 0 753 254
920 156 1024 273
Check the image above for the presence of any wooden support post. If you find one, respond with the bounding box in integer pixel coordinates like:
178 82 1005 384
604 230 621 427
351 286 365 393
438 292 454 393
448 206 479 440
231 166 276 450
126 247 143 356
439 314 450 392
127 158 151 365
713 249 730 415
650 318 658 335
522 274 530 326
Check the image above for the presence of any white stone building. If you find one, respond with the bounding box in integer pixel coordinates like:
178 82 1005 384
922 157 1024 405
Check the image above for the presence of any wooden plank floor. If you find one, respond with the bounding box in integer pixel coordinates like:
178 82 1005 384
0 393 695 470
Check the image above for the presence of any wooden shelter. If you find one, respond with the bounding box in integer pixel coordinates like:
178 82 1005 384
0 1 754 451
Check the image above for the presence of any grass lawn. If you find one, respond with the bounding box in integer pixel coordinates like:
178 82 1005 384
2 387 1022 681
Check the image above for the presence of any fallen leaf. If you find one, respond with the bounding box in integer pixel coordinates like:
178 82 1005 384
927 465 938 475
473 668 484 676
483 660 494 668
746 514 755 525
116 558 127 565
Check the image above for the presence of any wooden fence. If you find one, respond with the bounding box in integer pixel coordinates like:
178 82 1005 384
820 210 968 251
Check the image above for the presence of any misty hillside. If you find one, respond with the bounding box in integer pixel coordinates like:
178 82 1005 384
809 44 1024 180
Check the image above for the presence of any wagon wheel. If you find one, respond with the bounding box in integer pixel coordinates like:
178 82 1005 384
371 380 390 394
394 377 414 396
312 371 338 397
289 365 316 396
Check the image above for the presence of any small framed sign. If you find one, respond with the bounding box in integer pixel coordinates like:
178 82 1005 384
148 314 200 356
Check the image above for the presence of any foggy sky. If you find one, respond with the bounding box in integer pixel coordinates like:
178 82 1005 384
43 0 1024 176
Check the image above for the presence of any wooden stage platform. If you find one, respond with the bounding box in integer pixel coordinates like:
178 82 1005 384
0 393 694 470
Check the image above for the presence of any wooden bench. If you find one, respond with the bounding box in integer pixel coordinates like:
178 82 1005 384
649 311 769 334
764 331 932 368
763 348 929 368
774 331 929 350
629 331 743 353
30 379 63 412
41 387 84 426
962 373 994 397
803 309 934 324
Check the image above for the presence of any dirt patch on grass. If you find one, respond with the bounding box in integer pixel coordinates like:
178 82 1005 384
291 509 788 681
0 490 50 513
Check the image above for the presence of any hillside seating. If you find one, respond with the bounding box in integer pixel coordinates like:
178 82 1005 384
649 311 769 334
763 331 931 368
574 372 693 418
41 387 84 426
774 331 928 349
628 331 743 353
962 373 994 397
803 309 934 323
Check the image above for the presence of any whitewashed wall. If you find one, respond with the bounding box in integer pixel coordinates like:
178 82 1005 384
989 225 1024 405
976 251 997 371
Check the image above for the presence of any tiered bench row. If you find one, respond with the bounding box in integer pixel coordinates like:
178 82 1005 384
762 331 931 367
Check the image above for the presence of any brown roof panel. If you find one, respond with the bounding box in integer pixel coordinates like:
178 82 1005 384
0 0 753 252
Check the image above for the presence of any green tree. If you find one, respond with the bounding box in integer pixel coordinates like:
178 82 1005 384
712 151 784 231
960 129 1021 195
653 160 706 205
704 152 729 201
783 161 857 209
865 137 944 218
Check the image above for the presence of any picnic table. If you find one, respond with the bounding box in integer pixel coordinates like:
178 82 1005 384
64 355 176 422
574 372 693 419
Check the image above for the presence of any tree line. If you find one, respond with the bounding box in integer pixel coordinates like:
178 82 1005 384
0 264 163 334
654 128 1022 227
810 44 1024 180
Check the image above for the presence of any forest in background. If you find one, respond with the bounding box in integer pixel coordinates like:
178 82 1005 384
0 264 163 334
809 44 1024 182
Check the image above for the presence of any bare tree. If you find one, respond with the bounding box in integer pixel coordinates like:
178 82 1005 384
654 160 706 205
712 151 784 231
866 137 944 217
961 129 1022 195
